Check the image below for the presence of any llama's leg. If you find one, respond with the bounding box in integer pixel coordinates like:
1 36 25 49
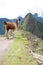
5 30 9 39
11 30 15 38
4 25 9 39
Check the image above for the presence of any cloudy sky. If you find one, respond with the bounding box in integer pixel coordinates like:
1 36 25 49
0 0 43 18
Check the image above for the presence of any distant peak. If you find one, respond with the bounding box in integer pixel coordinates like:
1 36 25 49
25 13 33 18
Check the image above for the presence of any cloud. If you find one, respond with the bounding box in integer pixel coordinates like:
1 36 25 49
0 0 43 18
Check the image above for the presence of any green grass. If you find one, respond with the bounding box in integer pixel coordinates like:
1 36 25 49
36 38 43 54
3 31 38 65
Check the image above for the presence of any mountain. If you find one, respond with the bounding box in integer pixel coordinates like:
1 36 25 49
0 18 16 22
0 17 23 23
33 13 43 22
22 13 43 39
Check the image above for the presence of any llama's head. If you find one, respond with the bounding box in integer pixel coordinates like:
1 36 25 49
16 18 20 27
16 18 21 24
16 18 19 24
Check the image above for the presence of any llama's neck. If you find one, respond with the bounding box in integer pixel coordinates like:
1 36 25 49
16 19 18 27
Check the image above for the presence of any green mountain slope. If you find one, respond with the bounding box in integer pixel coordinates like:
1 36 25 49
1 31 38 65
22 13 43 39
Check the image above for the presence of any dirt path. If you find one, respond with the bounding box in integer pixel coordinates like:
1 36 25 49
0 37 13 58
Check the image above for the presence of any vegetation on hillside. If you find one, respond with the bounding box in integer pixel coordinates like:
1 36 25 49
0 31 39 65
21 30 43 54
21 13 43 39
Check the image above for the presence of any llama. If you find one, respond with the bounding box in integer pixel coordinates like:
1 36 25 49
3 18 19 39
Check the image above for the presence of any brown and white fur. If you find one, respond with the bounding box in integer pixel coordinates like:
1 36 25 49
3 18 19 39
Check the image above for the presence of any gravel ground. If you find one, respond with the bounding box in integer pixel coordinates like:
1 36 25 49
0 37 13 58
